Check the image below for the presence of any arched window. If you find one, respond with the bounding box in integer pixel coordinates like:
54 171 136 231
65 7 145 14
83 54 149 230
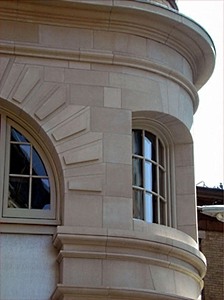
0 114 57 222
132 119 174 226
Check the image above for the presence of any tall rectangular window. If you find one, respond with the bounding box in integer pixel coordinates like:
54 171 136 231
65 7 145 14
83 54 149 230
132 129 167 225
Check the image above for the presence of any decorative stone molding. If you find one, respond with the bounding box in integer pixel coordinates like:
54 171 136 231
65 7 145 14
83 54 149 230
0 0 215 90
52 225 206 300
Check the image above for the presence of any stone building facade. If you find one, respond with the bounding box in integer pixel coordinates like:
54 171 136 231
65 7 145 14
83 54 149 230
0 1 216 300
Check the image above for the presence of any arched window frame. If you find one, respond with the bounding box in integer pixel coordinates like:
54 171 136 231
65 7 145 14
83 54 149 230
0 113 60 225
132 117 176 227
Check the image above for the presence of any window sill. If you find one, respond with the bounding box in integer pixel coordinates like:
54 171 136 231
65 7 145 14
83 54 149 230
0 219 59 235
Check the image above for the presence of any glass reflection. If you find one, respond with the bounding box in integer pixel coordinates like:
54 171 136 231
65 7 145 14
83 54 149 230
11 128 28 143
32 147 47 176
145 193 153 223
144 132 156 161
145 161 153 191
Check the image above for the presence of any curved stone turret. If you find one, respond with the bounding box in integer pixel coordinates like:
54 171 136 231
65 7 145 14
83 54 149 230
0 1 215 300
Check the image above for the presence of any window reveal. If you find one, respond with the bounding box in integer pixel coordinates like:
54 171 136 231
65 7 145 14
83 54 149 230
132 129 167 225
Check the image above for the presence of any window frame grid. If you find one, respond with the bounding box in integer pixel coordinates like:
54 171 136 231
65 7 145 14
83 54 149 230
2 117 56 221
9 139 50 210
132 129 168 225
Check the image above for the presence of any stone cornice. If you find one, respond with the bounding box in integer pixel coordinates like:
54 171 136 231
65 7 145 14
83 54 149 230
0 0 215 91
52 286 195 300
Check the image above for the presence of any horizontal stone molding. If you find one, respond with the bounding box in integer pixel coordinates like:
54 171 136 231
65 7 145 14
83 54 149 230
53 225 206 279
57 249 202 285
52 285 195 300
0 41 199 112
52 226 205 299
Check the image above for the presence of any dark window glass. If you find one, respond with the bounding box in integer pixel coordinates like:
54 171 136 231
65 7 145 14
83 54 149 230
153 195 158 223
8 177 29 208
31 178 50 209
132 130 142 155
160 199 166 225
133 189 144 220
132 157 143 187
10 144 31 175
159 140 165 167
159 168 165 198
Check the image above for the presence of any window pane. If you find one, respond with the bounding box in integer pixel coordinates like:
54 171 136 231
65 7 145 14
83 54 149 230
133 189 144 219
145 162 157 192
31 178 50 209
145 161 153 191
8 177 29 208
32 147 48 176
11 128 29 143
144 131 156 161
10 144 31 175
145 193 153 223
159 168 165 198
153 195 158 224
132 157 143 187
159 139 165 167
160 199 166 225
132 130 142 155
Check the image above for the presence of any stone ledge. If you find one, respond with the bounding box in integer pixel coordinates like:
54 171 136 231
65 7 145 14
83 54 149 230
51 285 195 300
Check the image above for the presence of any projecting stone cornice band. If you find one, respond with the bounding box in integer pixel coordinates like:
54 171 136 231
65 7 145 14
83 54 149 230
52 225 206 299
57 249 203 287
0 42 199 112
52 286 199 300
53 232 206 277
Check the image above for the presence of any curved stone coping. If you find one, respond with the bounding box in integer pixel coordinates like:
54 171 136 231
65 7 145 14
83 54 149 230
53 224 206 279
0 0 215 90
52 285 195 300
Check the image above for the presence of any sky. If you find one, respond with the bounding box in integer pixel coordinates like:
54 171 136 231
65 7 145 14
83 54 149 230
177 0 224 188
